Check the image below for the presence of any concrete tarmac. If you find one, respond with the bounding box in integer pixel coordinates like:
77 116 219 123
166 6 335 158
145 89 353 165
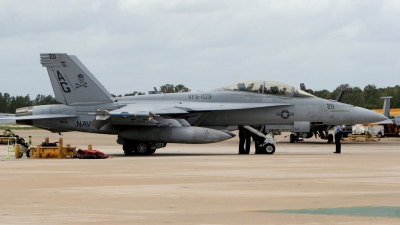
1 130 400 225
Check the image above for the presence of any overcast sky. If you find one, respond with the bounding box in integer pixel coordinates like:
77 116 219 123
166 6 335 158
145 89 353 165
1 0 399 97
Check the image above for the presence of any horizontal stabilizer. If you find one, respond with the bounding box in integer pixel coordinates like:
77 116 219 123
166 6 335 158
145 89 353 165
0 114 16 124
0 114 77 124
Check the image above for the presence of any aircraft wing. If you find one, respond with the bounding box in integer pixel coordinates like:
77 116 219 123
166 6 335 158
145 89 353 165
99 102 291 118
111 102 291 114
175 102 291 111
92 102 292 129
0 114 78 124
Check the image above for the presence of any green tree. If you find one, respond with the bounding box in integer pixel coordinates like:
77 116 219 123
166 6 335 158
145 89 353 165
32 94 58 105
363 84 379 109
8 95 32 113
0 93 9 112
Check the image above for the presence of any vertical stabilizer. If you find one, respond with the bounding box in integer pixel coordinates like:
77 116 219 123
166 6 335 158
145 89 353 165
381 96 392 118
40 53 113 105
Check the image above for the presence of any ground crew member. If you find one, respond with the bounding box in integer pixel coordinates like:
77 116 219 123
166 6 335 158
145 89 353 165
4 128 12 136
238 126 251 154
28 136 32 147
334 125 342 154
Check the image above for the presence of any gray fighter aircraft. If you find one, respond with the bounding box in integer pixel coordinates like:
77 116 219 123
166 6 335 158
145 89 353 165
0 53 387 155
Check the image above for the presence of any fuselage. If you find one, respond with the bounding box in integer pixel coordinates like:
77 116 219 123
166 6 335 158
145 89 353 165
16 90 386 135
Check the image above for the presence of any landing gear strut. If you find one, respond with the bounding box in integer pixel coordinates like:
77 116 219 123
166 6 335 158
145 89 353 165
244 126 276 154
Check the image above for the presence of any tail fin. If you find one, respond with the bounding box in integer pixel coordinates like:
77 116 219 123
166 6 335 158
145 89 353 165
40 53 113 105
381 96 392 118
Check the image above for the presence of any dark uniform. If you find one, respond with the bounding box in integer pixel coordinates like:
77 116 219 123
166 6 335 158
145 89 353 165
334 125 342 153
238 126 251 154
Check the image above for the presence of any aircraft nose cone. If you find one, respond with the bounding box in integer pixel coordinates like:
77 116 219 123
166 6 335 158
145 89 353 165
352 107 388 124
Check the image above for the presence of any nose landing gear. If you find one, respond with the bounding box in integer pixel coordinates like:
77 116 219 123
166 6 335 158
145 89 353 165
243 126 276 154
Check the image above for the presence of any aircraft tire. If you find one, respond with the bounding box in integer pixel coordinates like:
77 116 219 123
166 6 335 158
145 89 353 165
26 150 30 158
265 144 275 154
290 134 295 143
134 142 151 155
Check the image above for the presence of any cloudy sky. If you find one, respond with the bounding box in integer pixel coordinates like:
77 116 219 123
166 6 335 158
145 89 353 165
1 0 399 97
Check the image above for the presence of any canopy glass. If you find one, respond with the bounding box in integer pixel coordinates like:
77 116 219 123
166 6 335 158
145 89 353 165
222 80 314 97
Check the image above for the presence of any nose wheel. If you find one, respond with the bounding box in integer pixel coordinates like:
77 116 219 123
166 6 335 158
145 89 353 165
264 143 275 154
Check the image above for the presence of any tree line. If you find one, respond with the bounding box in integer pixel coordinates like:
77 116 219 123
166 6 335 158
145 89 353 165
309 84 400 109
1 84 399 114
111 84 191 97
0 93 58 113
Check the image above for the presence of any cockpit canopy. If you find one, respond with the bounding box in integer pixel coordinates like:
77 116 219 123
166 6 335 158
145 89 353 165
222 80 314 97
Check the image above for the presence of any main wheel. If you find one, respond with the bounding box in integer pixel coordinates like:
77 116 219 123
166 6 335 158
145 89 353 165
134 142 151 155
265 143 275 154
26 150 30 158
290 134 295 143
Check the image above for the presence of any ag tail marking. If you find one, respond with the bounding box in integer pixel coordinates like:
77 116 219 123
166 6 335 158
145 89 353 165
76 74 88 89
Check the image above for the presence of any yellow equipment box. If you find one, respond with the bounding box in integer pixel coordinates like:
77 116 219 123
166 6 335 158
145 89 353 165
29 138 78 159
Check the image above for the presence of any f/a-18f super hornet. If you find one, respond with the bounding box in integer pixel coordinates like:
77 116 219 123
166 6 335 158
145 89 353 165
0 53 387 155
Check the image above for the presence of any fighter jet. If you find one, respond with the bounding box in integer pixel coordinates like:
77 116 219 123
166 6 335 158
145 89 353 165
0 53 387 155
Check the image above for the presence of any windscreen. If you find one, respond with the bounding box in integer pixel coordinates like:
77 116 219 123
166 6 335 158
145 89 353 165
222 80 315 97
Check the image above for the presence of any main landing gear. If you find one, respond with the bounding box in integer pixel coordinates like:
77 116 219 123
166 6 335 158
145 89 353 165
122 139 163 156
